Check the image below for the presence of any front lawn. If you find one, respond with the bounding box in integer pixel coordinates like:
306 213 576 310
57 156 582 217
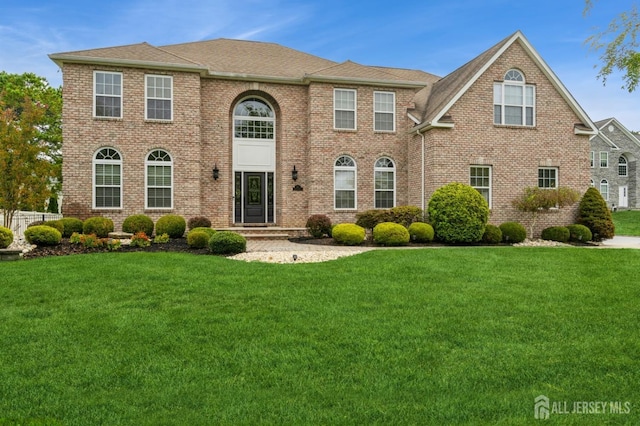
613 210 640 236
1 248 639 425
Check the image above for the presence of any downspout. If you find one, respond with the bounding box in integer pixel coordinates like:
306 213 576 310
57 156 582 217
417 129 425 211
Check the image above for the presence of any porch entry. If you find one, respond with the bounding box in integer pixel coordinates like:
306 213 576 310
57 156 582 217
234 172 274 223
619 185 628 208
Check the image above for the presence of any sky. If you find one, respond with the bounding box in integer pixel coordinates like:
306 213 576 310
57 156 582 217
1 0 638 129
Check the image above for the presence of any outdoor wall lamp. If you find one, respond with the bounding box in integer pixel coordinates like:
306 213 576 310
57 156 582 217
292 165 298 181
213 164 219 181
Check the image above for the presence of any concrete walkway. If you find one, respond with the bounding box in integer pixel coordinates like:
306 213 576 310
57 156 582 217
597 235 640 249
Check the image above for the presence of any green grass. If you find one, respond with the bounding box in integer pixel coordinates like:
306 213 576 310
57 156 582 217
613 210 640 236
1 249 639 425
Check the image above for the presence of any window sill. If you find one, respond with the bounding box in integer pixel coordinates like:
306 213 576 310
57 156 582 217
93 116 123 121
92 208 122 212
493 124 536 130
333 128 358 133
145 119 173 124
144 209 174 213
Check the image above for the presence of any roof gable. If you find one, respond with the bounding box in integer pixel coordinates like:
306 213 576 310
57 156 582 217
592 117 640 149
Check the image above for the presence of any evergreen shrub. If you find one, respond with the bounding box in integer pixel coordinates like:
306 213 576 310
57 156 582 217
567 224 593 242
122 214 154 236
428 182 489 243
541 226 570 243
577 187 615 241
408 222 434 243
332 223 366 246
0 226 13 249
499 222 527 244
83 217 114 238
373 222 410 246
156 214 186 238
306 214 332 238
482 224 503 244
208 231 246 255
24 225 62 246
188 216 212 230
59 218 84 237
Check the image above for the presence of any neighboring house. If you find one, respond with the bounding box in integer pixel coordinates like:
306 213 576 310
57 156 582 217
49 31 597 234
590 118 640 209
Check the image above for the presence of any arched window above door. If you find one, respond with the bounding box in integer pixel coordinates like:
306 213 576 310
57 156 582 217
234 98 274 139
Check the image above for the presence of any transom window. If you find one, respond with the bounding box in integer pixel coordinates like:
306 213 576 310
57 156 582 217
374 157 395 208
146 149 173 209
334 89 356 130
374 91 395 132
145 75 173 121
94 71 122 118
493 69 535 126
334 155 356 209
470 166 492 207
618 155 628 176
600 179 609 200
93 148 122 208
234 98 274 139
600 152 608 168
538 167 557 189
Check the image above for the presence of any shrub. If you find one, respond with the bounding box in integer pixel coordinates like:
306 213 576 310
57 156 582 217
27 220 45 228
577 187 615 241
189 227 216 239
389 206 424 227
208 231 246 255
482 224 503 244
187 230 211 249
153 233 170 244
122 214 154 236
24 225 62 246
408 222 434 243
306 214 332 238
567 224 593 242
59 218 84 238
83 217 114 238
43 220 64 234
130 232 151 248
428 182 489 244
499 222 527 244
156 214 186 238
188 216 212 230
331 223 365 246
0 226 14 249
541 226 570 243
355 209 390 231
373 222 410 246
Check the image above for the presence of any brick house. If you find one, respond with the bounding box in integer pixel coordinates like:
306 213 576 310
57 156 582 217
49 31 597 234
589 118 640 209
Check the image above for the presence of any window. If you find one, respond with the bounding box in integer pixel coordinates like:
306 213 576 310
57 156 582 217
619 155 628 176
538 167 557 189
470 166 492 207
146 149 173 209
374 157 395 208
234 98 274 139
600 179 609 201
590 151 595 168
334 89 356 130
93 148 122 208
146 75 172 120
334 155 356 209
94 71 122 118
493 69 535 126
600 152 608 168
374 91 395 132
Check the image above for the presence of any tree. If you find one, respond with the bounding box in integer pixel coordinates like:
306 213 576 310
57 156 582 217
0 72 62 207
0 97 55 228
584 1 640 92
512 187 580 238
576 187 615 241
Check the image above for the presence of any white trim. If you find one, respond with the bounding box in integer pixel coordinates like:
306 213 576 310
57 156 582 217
374 157 396 209
470 165 492 208
596 118 640 148
92 147 123 209
145 74 173 121
538 167 558 189
145 149 173 210
333 88 357 130
93 71 123 119
373 91 396 132
600 179 609 201
600 151 609 168
590 151 595 168
334 155 357 210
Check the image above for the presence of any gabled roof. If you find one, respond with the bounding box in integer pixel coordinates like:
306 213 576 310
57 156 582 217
592 117 640 148
412 31 597 136
304 60 429 87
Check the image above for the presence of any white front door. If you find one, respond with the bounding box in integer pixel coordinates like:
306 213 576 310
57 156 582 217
619 185 628 208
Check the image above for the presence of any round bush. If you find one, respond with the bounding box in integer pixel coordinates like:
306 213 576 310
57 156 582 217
373 222 410 246
188 216 212 230
24 225 62 246
567 224 593 242
428 182 489 244
208 231 247 255
306 214 332 238
83 217 114 238
499 221 527 244
408 222 434 243
577 187 615 241
0 226 14 249
388 206 424 227
332 223 365 246
43 220 64 234
187 230 211 249
541 226 570 243
482 224 503 244
189 227 216 239
122 214 154 236
156 214 186 238
59 218 84 238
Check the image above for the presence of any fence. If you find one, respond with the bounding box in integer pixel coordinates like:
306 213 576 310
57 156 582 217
0 211 64 239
